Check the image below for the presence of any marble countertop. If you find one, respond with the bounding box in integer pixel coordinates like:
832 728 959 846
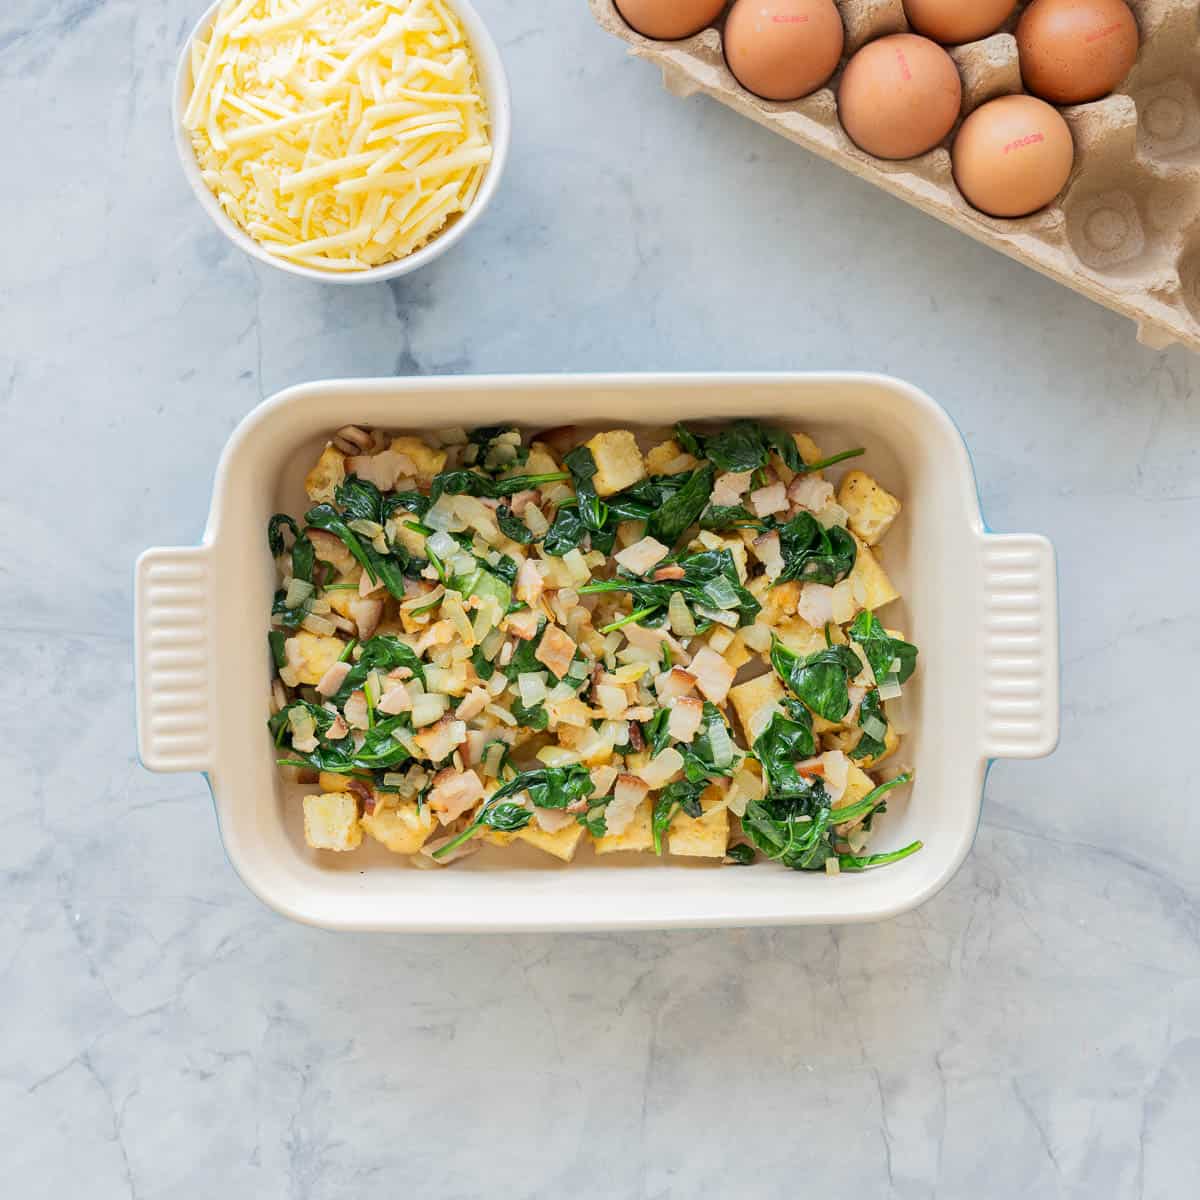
5 2 1200 1196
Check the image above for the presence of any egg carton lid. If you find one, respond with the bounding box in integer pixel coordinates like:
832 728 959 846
590 0 1200 353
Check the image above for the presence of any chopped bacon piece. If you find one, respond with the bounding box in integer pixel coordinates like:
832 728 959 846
534 624 577 679
427 768 485 824
316 660 351 697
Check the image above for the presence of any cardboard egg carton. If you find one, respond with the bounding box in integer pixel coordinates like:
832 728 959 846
589 0 1200 352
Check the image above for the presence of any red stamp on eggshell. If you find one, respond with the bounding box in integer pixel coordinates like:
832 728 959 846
1003 132 1046 154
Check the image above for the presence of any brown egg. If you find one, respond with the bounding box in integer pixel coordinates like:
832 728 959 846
723 0 845 101
904 0 1018 45
837 34 963 160
614 0 726 41
1017 0 1139 104
953 94 1075 217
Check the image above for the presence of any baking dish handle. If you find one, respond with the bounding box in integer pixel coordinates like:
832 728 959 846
976 532 1060 760
134 545 216 774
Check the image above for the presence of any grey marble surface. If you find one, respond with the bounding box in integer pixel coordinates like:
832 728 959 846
4 1 1200 1197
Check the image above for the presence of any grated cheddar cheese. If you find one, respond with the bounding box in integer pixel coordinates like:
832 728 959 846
184 0 493 272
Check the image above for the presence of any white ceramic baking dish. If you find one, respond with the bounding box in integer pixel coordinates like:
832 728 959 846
134 373 1059 932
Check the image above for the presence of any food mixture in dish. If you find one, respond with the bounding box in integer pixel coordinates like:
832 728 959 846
184 0 492 272
268 421 921 873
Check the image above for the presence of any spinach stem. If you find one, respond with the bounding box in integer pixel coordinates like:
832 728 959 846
838 840 923 871
600 605 659 635
804 448 865 472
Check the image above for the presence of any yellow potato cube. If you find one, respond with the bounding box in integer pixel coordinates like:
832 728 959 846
848 536 900 612
390 435 446 480
729 672 786 744
792 432 824 466
593 798 653 854
645 439 697 475
584 430 646 497
390 521 428 560
838 471 901 546
303 793 362 852
524 443 561 476
288 631 348 686
305 445 346 504
834 763 879 833
480 828 519 848
760 579 801 624
668 784 729 858
360 802 436 854
824 725 900 770
719 630 754 672
318 772 351 793
518 821 587 862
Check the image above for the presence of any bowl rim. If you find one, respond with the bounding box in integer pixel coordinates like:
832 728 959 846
171 0 512 284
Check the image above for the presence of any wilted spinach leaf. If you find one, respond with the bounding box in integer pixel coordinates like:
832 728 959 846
542 501 588 557
511 699 549 731
496 503 533 544
564 445 607 534
646 464 715 546
492 764 594 810
679 702 740 783
849 610 918 685
580 549 760 629
850 688 888 762
429 467 569 504
651 778 706 855
330 635 426 708
776 512 857 586
752 698 817 795
770 638 863 722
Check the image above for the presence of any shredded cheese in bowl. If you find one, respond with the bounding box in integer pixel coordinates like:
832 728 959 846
182 0 495 274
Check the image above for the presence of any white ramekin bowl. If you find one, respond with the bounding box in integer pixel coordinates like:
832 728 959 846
172 0 511 284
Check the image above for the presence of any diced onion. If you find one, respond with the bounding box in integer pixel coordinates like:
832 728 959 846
861 714 888 742
562 548 590 585
524 505 550 537
412 692 449 728
694 605 739 629
284 578 314 607
427 530 459 559
347 518 383 539
300 613 335 636
485 703 517 726
638 747 684 788
816 503 849 530
708 718 734 769
877 676 903 702
741 623 772 652
518 672 548 707
536 745 582 767
402 585 443 611
884 695 910 736
596 684 628 716
668 592 696 637
704 577 740 610
482 742 507 778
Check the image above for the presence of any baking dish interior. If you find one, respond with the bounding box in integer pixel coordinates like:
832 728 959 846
206 374 986 929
